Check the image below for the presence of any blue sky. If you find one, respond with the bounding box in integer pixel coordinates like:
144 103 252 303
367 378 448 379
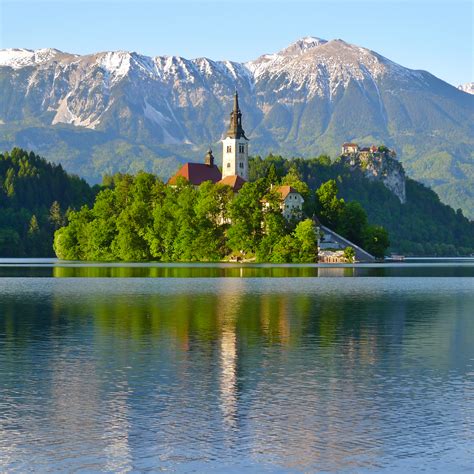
0 0 472 86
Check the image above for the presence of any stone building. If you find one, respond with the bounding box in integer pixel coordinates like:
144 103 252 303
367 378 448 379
341 143 359 154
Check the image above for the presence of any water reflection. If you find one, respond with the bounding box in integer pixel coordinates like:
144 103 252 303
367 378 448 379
0 278 473 472
0 261 474 278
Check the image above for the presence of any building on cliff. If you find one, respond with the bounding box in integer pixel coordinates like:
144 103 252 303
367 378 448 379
340 143 406 203
341 143 359 154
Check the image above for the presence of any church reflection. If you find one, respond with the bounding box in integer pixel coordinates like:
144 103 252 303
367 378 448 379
219 320 238 430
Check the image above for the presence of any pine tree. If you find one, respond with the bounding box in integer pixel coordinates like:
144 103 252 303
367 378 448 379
266 163 279 186
49 201 65 230
28 215 39 235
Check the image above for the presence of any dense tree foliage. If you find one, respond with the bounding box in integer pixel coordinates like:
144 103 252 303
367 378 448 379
54 173 320 262
4 148 470 259
250 154 474 256
0 148 96 256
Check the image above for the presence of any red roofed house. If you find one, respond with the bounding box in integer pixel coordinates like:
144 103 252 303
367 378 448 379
341 143 359 155
168 149 221 186
266 185 304 221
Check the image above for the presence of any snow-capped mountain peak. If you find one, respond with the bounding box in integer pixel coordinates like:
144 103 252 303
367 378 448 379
458 82 474 94
245 37 421 99
0 48 65 68
277 36 328 56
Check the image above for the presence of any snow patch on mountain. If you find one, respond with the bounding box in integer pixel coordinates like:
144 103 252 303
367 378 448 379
277 36 327 56
143 100 180 144
246 38 423 99
458 82 474 94
98 52 133 82
0 48 63 68
0 37 457 134
194 57 214 77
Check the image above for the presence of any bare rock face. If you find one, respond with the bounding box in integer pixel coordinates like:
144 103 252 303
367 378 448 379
341 148 406 203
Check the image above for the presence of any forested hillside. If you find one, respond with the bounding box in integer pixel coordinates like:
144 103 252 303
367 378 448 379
0 148 96 256
250 155 474 256
1 148 472 258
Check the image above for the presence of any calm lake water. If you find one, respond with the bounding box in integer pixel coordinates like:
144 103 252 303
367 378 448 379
0 259 473 472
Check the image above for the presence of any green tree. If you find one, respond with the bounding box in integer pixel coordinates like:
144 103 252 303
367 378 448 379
269 235 299 263
54 206 93 260
227 180 266 256
257 210 287 262
49 201 65 230
193 181 233 260
315 179 345 229
293 219 319 262
339 201 368 245
363 225 390 258
343 246 356 263
0 148 95 257
28 215 39 235
266 163 279 186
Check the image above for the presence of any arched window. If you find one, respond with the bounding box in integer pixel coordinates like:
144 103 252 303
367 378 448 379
227 162 231 168
227 146 232 153
239 144 245 153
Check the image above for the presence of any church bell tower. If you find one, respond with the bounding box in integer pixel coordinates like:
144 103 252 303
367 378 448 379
222 91 249 180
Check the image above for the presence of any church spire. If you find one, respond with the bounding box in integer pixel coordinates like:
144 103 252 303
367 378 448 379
227 90 247 140
233 90 239 115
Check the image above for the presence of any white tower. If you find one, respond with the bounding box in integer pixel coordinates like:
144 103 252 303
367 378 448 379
222 91 249 180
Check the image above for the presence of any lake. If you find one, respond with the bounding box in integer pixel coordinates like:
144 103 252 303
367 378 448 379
0 259 473 472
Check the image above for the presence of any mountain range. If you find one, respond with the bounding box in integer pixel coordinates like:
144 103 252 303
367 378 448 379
1 37 473 217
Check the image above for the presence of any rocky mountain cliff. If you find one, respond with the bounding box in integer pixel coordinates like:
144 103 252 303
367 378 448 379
1 37 473 217
340 148 406 203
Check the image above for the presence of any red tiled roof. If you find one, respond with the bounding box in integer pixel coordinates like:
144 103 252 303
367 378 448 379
168 163 222 186
342 142 358 147
276 185 299 200
218 175 246 192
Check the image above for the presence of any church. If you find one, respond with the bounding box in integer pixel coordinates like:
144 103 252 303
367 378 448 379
168 91 248 192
